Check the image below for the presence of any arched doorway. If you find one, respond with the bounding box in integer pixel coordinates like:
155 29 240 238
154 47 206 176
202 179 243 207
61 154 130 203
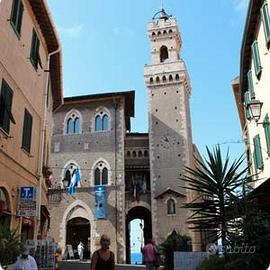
126 206 152 264
0 187 11 229
66 217 90 259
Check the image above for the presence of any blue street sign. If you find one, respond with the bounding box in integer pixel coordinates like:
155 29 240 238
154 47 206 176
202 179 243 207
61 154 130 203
20 187 36 201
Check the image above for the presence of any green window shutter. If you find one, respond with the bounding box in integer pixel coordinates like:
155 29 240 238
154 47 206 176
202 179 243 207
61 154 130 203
263 114 270 156
244 91 251 120
22 109 33 152
10 0 24 36
17 1 24 35
30 29 40 69
251 41 262 77
0 80 14 134
253 135 264 170
247 70 255 99
261 2 270 44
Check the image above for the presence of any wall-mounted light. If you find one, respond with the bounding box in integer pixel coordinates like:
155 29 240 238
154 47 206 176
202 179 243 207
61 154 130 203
247 99 263 124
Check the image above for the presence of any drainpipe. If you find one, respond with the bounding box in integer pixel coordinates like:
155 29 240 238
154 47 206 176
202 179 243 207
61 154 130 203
36 46 61 240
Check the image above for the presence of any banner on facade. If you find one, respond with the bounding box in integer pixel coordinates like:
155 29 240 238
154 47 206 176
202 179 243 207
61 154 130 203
94 185 107 219
18 187 37 216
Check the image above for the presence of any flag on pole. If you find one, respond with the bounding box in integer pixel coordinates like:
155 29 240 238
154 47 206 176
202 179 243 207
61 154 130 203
68 168 80 195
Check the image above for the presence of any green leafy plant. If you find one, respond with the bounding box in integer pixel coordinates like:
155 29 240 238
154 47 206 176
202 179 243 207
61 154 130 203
0 227 22 266
160 230 191 270
181 146 249 249
196 255 225 270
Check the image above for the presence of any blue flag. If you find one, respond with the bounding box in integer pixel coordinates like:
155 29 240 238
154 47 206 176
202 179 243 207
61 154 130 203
68 168 80 195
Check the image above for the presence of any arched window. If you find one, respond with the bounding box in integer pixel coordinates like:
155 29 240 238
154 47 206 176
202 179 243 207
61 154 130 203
160 46 169 63
152 32 156 36
95 115 102 131
74 118 80 133
157 31 161 36
0 188 11 229
162 76 166 82
63 163 80 188
65 112 81 135
156 77 160 83
102 114 108 130
169 75 173 82
150 77 153 84
144 150 148 157
94 168 100 185
169 29 173 34
132 151 137 157
102 168 108 185
175 74 180 81
163 30 167 34
138 150 143 157
67 118 73 134
127 151 131 157
167 198 176 215
94 162 109 185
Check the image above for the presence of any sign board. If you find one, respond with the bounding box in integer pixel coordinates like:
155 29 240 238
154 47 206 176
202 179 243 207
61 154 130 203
63 244 74 259
18 187 37 216
95 185 107 219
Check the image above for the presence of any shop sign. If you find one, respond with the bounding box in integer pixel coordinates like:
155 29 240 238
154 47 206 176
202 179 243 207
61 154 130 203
18 187 37 216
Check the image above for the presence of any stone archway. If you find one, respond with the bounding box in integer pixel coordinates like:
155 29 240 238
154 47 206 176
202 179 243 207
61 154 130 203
60 200 96 256
126 206 152 264
0 187 11 229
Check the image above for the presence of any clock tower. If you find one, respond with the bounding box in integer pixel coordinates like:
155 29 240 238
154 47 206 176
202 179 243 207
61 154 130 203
144 9 194 242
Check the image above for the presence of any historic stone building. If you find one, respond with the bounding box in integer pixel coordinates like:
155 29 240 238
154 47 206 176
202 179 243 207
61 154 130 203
48 9 201 263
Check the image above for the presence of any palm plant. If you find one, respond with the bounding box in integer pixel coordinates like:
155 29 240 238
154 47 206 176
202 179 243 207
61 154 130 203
181 145 249 249
0 227 22 267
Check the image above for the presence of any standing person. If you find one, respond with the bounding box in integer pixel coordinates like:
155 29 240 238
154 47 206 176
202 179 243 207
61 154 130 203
77 241 84 261
90 234 115 270
14 246 38 270
142 239 156 270
55 247 62 270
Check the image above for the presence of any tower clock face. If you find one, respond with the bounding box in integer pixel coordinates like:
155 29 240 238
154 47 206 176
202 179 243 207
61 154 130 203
159 135 177 149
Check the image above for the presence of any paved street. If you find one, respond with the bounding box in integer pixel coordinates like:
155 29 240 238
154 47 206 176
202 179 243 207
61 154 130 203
59 260 147 270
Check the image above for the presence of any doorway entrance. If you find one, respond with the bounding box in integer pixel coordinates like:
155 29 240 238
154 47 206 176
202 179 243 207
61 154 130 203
126 206 152 264
66 217 90 259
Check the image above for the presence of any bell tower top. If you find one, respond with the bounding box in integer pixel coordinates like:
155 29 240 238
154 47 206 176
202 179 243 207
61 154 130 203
147 8 182 65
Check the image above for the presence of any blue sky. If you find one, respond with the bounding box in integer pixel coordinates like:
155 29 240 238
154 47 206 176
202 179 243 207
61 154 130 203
47 0 248 161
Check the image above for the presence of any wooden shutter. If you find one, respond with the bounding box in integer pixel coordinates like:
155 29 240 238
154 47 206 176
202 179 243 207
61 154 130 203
0 80 14 133
263 114 270 156
244 91 251 120
30 29 39 69
253 135 263 170
261 2 270 44
247 70 255 99
17 1 24 35
22 109 33 152
251 41 262 77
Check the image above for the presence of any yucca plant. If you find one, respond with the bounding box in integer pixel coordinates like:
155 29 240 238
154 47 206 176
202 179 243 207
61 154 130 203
181 146 250 250
0 227 22 267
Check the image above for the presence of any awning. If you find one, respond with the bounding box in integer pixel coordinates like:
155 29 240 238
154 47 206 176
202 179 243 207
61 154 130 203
22 217 34 227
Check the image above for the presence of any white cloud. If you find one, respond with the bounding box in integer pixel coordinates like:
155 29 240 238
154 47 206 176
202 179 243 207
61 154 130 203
232 0 249 12
58 24 83 38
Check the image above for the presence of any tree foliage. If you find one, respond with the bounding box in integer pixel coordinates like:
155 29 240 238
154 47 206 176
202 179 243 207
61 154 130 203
0 227 22 266
181 145 249 246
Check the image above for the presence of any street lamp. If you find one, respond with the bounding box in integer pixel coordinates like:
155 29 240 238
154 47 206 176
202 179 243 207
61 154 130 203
247 99 263 123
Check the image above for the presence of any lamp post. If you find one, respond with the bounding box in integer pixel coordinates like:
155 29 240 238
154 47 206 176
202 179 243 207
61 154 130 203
247 99 263 123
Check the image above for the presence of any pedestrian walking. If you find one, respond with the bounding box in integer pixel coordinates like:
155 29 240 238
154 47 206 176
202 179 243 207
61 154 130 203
142 239 157 270
90 234 115 270
77 241 84 261
14 246 38 270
